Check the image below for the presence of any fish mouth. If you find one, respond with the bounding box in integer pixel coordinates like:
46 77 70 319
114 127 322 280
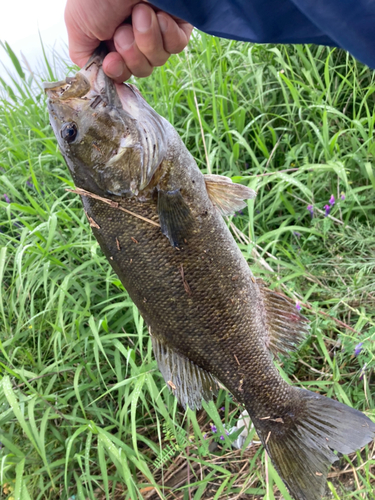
43 43 127 110
44 43 168 195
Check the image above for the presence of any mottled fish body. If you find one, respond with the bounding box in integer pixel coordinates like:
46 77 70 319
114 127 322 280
44 46 375 500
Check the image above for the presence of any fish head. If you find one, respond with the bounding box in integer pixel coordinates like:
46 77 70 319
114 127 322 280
44 45 167 196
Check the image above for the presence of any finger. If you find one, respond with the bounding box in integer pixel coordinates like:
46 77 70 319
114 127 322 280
132 3 170 67
156 12 193 54
65 4 99 67
114 24 154 78
69 41 99 69
178 21 194 43
64 0 138 68
102 51 132 82
105 39 116 53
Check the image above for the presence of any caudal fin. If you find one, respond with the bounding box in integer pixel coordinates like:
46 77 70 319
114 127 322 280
253 389 375 500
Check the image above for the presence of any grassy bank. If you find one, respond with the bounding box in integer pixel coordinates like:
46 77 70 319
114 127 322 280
0 34 375 499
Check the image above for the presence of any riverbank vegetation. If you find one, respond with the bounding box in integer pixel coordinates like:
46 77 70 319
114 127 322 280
1 34 375 499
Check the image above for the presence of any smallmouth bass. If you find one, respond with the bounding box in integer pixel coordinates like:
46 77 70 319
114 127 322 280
44 46 375 500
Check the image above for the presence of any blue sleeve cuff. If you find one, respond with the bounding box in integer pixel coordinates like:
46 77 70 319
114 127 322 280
151 0 375 68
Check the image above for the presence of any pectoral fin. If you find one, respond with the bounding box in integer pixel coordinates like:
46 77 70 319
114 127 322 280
204 174 256 216
151 335 218 410
157 189 194 247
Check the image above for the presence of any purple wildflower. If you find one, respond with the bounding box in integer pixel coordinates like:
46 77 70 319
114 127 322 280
341 193 346 201
26 179 34 189
220 407 225 411
296 302 301 312
219 435 225 441
324 204 331 217
307 205 314 217
3 194 10 203
225 430 230 435
293 231 301 239
203 433 207 440
329 194 335 206
210 425 217 433
354 343 363 356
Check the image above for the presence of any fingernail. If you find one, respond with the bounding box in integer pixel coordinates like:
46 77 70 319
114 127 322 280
134 6 152 33
107 60 126 79
157 13 168 33
116 27 134 51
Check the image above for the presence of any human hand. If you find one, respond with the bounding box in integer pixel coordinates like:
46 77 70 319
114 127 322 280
64 0 193 82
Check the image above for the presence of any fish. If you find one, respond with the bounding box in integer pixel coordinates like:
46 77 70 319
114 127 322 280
44 45 375 500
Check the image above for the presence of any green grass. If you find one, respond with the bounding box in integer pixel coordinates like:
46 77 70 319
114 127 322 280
1 33 375 499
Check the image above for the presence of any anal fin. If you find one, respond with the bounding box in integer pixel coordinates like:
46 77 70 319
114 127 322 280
157 189 194 248
204 174 256 216
256 279 309 356
151 335 218 409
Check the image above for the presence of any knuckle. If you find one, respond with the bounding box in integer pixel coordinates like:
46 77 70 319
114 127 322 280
133 66 153 78
154 56 170 67
146 52 169 67
168 41 185 54
116 72 132 83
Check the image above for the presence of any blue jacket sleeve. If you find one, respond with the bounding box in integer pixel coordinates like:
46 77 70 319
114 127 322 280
151 0 375 68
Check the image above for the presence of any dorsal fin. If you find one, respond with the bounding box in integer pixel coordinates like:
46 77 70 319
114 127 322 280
204 174 256 216
256 279 309 356
151 335 218 410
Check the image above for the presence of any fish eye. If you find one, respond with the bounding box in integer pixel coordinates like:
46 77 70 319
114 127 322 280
61 122 78 143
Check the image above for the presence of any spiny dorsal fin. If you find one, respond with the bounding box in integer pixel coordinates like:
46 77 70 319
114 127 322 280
204 174 256 216
151 335 218 410
256 279 309 356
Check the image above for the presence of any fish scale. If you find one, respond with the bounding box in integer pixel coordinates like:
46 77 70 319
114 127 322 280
82 188 314 436
44 44 375 500
84 194 260 389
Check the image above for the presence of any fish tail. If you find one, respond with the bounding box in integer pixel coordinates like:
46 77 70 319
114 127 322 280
250 388 375 500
